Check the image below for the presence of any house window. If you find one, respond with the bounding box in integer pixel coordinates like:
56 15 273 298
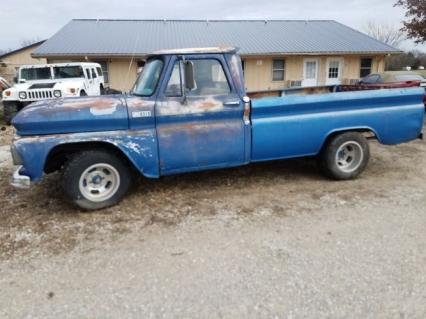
328 61 340 78
96 61 109 83
360 58 373 78
272 59 285 81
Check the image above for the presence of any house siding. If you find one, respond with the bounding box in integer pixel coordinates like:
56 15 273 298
0 45 46 83
242 55 386 92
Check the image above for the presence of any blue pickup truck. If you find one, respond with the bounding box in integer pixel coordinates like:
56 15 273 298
10 47 424 210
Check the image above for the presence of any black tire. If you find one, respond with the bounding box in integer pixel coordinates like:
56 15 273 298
79 90 87 96
61 150 132 210
100 85 105 95
3 101 19 125
318 132 370 180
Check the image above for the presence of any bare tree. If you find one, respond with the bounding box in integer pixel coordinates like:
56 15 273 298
364 21 406 48
395 0 426 44
0 48 12 56
19 37 41 48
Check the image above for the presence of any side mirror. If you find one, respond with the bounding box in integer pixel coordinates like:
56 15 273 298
184 61 196 91
13 76 17 84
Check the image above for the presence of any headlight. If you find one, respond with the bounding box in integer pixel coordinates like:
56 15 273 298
4 90 11 97
53 90 62 98
18 92 27 99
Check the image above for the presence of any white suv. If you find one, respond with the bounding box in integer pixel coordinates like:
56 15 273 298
2 62 105 124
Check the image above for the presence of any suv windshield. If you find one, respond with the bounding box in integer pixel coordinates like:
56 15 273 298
20 67 51 81
132 59 163 96
54 66 84 79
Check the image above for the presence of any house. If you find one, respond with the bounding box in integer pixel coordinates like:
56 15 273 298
0 40 47 83
32 20 400 93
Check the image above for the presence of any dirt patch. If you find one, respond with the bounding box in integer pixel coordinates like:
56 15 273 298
0 124 14 146
1 136 425 259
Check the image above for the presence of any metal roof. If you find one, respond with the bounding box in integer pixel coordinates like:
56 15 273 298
33 19 401 57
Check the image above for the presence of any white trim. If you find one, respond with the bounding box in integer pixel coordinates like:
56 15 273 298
325 57 344 85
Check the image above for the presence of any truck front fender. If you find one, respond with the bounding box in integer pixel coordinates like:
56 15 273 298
13 130 160 181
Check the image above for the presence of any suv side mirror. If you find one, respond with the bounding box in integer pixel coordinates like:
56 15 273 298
184 61 196 91
13 76 17 84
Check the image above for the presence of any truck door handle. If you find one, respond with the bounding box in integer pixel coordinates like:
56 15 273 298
223 100 240 107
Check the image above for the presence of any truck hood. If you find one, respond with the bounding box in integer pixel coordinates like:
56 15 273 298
12 95 129 136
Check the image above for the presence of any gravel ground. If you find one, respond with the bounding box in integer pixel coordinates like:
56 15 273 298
0 124 426 318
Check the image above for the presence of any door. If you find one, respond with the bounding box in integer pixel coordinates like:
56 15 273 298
326 58 343 85
156 55 246 174
303 58 319 87
90 68 101 95
84 68 93 95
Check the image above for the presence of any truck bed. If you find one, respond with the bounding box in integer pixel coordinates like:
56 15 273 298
250 88 425 162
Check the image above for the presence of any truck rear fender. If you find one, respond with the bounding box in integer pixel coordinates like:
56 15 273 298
321 126 381 151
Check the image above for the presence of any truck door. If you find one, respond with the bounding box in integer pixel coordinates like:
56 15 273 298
156 55 246 174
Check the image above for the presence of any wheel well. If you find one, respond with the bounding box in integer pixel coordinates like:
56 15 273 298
322 129 377 148
44 142 136 174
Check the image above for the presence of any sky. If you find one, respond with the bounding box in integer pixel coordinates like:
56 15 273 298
0 0 424 52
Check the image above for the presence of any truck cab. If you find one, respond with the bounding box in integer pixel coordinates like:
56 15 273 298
2 62 105 124
9 47 425 210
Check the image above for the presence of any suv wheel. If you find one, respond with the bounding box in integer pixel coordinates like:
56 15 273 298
61 150 132 210
3 101 20 125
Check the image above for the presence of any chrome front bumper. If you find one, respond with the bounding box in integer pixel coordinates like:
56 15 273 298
11 165 31 189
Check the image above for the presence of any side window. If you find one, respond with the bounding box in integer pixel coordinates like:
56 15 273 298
91 68 97 78
165 61 182 97
96 67 102 77
85 69 91 79
188 59 230 96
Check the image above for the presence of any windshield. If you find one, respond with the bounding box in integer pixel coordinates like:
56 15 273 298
54 66 84 79
20 67 51 81
132 59 163 96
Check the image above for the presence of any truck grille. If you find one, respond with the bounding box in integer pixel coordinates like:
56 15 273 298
27 90 54 100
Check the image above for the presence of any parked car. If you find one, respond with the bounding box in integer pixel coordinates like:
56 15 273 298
338 71 426 107
358 71 426 88
0 76 10 95
10 47 425 210
1 62 105 124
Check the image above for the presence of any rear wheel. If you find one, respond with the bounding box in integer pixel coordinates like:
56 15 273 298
61 150 131 210
318 132 370 180
79 90 87 96
3 101 20 125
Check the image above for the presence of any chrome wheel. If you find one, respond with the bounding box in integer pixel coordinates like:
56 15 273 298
78 163 120 202
335 141 364 173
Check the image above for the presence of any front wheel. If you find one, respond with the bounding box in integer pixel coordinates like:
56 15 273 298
318 132 370 180
61 150 132 210
3 101 20 125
